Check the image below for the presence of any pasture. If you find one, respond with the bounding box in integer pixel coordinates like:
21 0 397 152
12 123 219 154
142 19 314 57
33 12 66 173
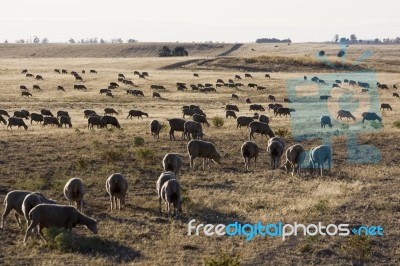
0 43 399 265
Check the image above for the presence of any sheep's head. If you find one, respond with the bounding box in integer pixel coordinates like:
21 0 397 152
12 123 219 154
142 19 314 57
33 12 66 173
86 219 98 234
212 152 222 164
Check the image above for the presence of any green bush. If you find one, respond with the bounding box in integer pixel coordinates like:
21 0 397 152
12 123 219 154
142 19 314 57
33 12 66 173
275 128 291 138
393 120 400 129
204 250 240 266
212 116 224 127
101 149 122 163
341 236 372 262
134 136 145 146
136 148 155 164
370 121 382 129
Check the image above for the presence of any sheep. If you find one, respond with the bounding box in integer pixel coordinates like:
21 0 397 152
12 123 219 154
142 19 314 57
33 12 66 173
337 110 356 121
162 154 183 175
150 119 162 139
160 179 182 218
184 121 203 140
249 121 275 140
361 112 382 123
21 110 30 117
309 145 332 177
380 103 392 111
57 110 70 118
60 116 72 128
232 94 239 100
226 110 237 119
7 117 28 130
88 115 103 129
99 88 111 95
393 93 399 98
101 116 121 128
84 109 96 118
29 113 43 125
156 172 177 212
1 190 45 229
104 108 118 116
249 104 265 111
106 173 128 211
0 115 7 125
106 91 114 98
193 108 206 117
320 116 333 128
22 194 56 227
259 114 269 124
0 110 10 117
14 111 29 119
241 141 259 170
193 114 210 127
23 204 97 243
280 144 306 176
267 137 285 169
236 116 254 129
245 98 251 103
40 109 54 117
43 117 61 127
152 92 161 98
275 107 293 117
127 110 149 119
226 104 239 112
182 108 195 118
64 178 85 213
21 91 32 97
187 140 221 170
268 95 276 101
167 118 186 140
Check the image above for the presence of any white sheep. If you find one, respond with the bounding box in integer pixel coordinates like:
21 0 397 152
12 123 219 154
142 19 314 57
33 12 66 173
162 153 183 175
267 137 285 169
64 178 85 213
106 173 128 211
240 141 260 170
187 140 221 170
1 190 45 229
309 145 332 177
160 179 182 218
280 144 306 176
156 172 177 213
22 193 56 227
23 204 97 243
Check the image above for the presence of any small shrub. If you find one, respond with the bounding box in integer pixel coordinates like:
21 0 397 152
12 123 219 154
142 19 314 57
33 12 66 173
204 249 240 266
212 116 224 127
341 235 372 262
101 149 122 163
341 124 350 130
181 185 191 204
134 136 145 146
393 120 400 129
136 148 155 165
92 140 101 149
314 199 328 212
275 128 291 138
76 157 88 169
370 121 382 129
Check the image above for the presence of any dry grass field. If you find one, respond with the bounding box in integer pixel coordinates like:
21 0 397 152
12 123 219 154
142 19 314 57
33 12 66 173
0 43 399 265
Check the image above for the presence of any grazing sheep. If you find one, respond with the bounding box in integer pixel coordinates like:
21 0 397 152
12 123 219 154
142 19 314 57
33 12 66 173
150 119 162 139
245 98 251 103
337 110 356 121
21 91 32 97
127 110 149 119
30 113 43 125
193 73 199 77
21 110 30 117
84 109 96 118
225 104 239 112
7 117 28 130
241 141 260 170
275 107 293 117
361 112 382 123
265 74 271 78
0 115 6 125
249 104 265 111
187 140 221 170
245 73 253 78
193 108 207 117
259 114 269 124
99 88 111 95
268 95 276 102
0 110 10 117
168 118 186 140
64 178 85 212
319 95 332 101
234 75 242 79
88 115 103 129
232 94 239 100
394 85 398 89
43 117 61 127
393 93 399 98
106 173 128 211
249 121 275 140
23 204 97 243
156 172 177 213
162 154 183 175
182 108 195 118
101 116 121 128
257 86 267 91
226 110 237 119
380 103 392 111
33 85 41 90
1 190 45 229
22 194 56 227
104 108 118 116
236 116 254 129
60 116 72 128
13 111 28 119
40 109 54 117
280 144 306 176
267 137 285 169
184 121 203 140
320 116 333 128
160 179 182 218
309 145 332 177
193 114 210 127
57 110 70 118
152 92 161 98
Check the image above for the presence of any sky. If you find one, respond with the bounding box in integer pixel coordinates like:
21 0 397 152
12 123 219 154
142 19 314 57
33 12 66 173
1 0 399 43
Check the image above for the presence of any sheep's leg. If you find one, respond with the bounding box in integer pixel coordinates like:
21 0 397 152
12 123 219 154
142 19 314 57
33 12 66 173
38 225 47 243
159 197 162 213
23 220 38 243
166 202 171 218
254 157 257 169
190 156 194 169
320 162 324 177
110 195 114 211
1 206 12 229
14 213 22 228
202 158 206 170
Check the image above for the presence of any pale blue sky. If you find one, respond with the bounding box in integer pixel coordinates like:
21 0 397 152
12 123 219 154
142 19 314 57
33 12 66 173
1 0 398 43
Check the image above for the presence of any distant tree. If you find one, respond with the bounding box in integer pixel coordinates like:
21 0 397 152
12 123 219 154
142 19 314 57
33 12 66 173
16 39 25 44
41 38 48 44
100 38 106 44
374 38 381 43
33 36 40 43
334 34 339 43
68 38 75 44
81 38 84 43
339 37 349 44
159 46 171 57
318 50 325 57
172 46 188 56
350 34 357 43
395 37 400 43
127 39 138 43
4 39 8 44
255 38 291 43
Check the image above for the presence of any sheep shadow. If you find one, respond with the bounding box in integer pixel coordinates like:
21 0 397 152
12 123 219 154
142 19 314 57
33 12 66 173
186 202 250 225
